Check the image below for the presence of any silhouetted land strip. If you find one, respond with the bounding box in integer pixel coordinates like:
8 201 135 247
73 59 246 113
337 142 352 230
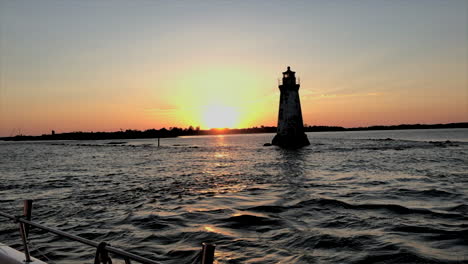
1 122 467 141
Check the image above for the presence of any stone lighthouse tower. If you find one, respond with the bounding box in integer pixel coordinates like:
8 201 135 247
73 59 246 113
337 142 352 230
272 66 310 148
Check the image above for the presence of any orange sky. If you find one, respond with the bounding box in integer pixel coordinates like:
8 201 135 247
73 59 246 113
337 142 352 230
1 1 467 136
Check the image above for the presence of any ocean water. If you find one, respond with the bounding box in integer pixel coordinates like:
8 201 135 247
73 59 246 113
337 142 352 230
1 128 467 264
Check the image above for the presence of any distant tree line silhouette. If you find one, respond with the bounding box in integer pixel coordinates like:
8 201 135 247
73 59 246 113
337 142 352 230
1 122 467 141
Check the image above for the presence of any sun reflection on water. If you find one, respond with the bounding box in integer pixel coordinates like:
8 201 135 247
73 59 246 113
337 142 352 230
203 225 236 237
214 153 227 158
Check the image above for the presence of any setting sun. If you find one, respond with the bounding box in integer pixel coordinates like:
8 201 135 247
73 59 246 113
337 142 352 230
0 1 466 137
202 105 239 129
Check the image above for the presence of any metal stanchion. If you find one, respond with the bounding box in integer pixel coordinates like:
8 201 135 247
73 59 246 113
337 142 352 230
19 222 32 262
201 243 215 264
24 199 33 238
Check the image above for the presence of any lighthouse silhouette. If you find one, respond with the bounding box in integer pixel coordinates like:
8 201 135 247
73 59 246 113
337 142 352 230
272 66 310 148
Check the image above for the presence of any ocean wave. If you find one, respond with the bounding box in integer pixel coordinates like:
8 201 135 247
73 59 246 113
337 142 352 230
291 198 467 219
220 214 283 229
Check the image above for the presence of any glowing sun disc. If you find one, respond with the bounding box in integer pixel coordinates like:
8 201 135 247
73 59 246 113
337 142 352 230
202 105 239 128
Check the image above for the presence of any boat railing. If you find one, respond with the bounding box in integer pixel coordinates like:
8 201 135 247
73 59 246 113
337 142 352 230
0 200 215 264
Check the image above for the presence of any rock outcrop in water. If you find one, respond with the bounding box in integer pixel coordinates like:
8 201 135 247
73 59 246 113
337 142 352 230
272 66 310 148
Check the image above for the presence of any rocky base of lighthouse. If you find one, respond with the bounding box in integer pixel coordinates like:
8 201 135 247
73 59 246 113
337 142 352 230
272 133 310 148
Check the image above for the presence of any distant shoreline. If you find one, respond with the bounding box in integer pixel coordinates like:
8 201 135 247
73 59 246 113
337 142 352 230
1 122 467 141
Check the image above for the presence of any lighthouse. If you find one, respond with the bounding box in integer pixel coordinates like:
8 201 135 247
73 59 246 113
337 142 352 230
272 66 310 148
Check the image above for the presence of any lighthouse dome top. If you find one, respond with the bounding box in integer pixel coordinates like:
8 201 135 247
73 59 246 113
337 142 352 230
282 66 296 78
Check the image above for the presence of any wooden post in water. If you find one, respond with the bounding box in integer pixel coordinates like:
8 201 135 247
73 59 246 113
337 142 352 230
158 137 160 147
201 243 215 264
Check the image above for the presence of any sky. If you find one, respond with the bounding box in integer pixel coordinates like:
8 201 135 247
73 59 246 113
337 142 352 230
0 0 467 136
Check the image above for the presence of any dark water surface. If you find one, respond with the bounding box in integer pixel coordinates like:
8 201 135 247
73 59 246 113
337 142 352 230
1 129 468 263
